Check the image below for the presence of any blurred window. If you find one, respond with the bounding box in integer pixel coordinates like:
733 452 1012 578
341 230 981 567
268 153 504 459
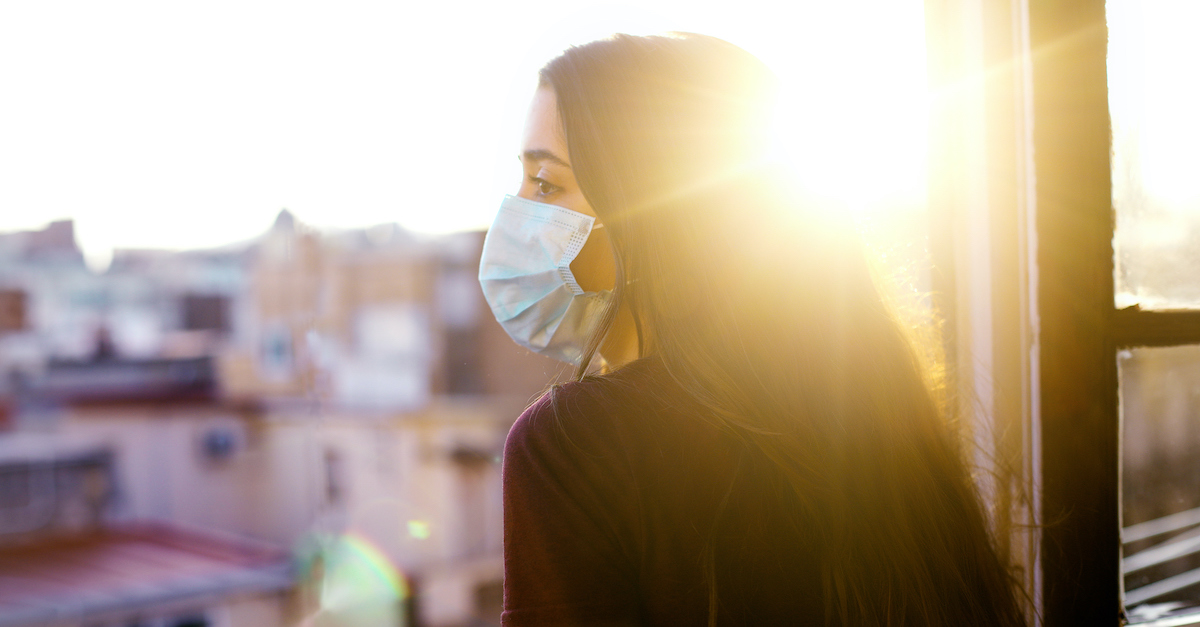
1108 0 1200 621
1110 0 1200 311
169 614 210 627
437 269 481 330
181 294 230 332
260 324 293 380
1113 0 1200 614
0 289 26 332
324 448 343 505
1122 346 1200 614
443 328 483 395
354 304 429 361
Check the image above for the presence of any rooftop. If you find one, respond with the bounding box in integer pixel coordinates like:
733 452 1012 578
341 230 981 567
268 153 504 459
0 524 292 627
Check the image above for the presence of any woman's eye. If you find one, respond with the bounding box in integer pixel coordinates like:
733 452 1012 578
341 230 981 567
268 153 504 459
531 177 559 197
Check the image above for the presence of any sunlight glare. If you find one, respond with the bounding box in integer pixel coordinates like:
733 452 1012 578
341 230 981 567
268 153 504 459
1109 0 1200 209
0 0 930 261
759 1 929 219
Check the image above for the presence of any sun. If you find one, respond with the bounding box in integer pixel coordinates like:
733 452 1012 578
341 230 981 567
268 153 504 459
748 1 931 220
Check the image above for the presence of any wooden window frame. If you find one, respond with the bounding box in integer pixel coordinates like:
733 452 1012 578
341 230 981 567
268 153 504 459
1027 1 1121 623
922 0 1177 623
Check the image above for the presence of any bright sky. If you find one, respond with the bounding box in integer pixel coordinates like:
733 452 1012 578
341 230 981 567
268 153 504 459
1108 0 1200 209
0 1 929 270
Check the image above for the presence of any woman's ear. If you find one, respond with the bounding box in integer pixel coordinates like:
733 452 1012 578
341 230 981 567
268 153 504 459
569 224 616 293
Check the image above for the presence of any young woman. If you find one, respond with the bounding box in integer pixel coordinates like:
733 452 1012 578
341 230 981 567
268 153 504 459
479 33 1027 626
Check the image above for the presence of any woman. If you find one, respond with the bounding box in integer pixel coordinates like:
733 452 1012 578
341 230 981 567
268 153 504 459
479 33 1027 626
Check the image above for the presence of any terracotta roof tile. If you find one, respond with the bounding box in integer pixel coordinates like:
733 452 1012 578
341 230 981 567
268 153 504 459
0 524 292 626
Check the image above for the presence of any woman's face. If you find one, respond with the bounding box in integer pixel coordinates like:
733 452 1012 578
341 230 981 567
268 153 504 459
519 88 614 293
518 88 593 217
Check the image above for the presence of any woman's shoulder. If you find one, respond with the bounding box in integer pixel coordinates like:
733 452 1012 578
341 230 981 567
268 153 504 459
505 357 674 459
501 365 662 626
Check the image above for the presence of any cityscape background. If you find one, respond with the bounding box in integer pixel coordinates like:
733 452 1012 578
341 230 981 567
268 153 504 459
0 0 930 270
10 0 1200 624
0 2 933 624
0 214 574 626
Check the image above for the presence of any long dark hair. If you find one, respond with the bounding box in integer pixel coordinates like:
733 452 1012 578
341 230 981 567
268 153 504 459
540 33 1027 626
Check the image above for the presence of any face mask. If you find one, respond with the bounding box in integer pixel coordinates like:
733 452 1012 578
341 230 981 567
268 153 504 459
478 195 613 365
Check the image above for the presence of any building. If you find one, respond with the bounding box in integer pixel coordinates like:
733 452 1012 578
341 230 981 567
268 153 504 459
0 433 294 627
1 212 566 627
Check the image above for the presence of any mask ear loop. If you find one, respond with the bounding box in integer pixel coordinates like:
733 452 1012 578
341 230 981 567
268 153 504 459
610 226 644 360
602 220 644 358
573 220 622 379
627 277 645 359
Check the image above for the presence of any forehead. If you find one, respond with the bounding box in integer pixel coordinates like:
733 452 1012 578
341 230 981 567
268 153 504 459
521 88 567 160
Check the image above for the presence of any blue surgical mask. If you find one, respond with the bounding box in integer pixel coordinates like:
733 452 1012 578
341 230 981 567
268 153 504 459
478 195 613 365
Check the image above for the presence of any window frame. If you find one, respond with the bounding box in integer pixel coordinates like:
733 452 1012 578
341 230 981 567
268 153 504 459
1025 0 1122 624
921 0 1183 623
925 0 1046 621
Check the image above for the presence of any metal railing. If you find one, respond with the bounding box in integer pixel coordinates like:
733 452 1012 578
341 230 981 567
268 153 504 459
1125 506 1200 610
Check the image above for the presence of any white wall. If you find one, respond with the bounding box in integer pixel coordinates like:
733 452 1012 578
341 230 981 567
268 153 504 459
60 399 512 626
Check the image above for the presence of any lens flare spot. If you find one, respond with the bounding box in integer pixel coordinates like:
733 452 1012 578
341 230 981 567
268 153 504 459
407 519 431 540
297 533 408 626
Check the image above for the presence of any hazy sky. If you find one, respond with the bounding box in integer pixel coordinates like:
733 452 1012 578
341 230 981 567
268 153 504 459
0 0 928 269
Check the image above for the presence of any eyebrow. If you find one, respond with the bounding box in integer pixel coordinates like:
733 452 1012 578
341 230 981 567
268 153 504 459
520 149 571 169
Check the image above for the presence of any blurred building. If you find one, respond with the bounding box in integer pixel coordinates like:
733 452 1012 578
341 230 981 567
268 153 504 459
0 220 249 421
0 433 293 627
0 214 567 627
219 209 557 407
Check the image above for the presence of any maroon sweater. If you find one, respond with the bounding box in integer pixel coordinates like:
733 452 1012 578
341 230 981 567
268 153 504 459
501 357 823 626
